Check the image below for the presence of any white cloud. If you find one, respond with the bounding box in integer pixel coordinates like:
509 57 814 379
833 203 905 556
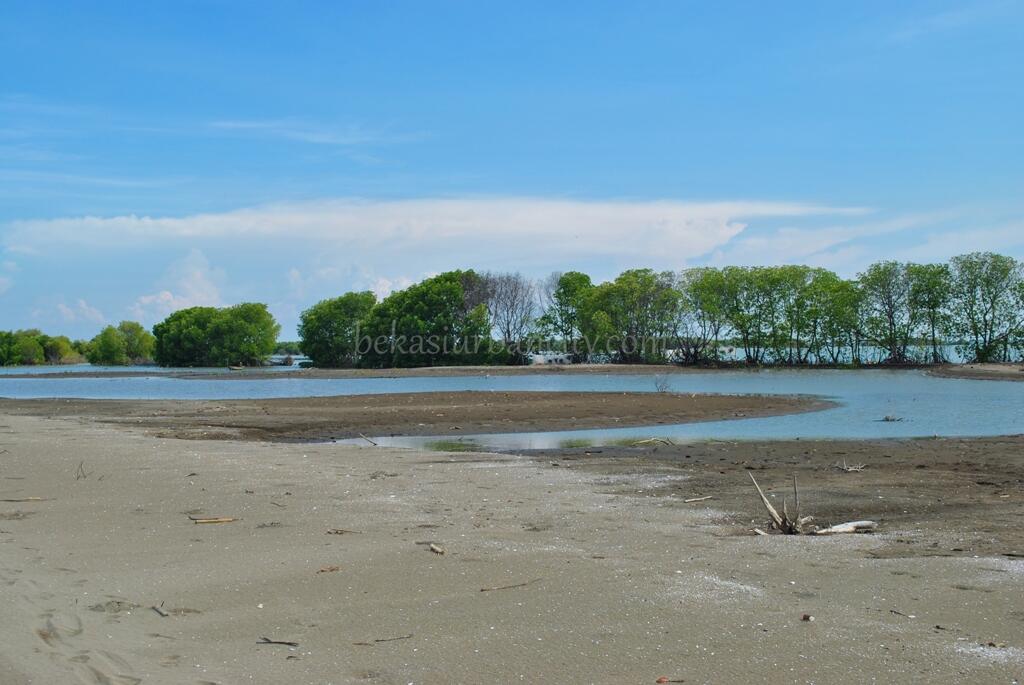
703 211 957 275
56 298 105 324
369 275 415 299
886 221 1024 264
129 249 224 324
4 197 866 271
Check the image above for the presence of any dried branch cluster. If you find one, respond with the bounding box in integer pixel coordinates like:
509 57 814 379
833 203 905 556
749 473 877 536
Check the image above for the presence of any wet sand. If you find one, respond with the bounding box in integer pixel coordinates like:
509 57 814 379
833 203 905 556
0 391 828 442
930 363 1024 382
0 403 1022 682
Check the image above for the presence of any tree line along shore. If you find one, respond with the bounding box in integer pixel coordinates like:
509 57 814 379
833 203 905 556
3 251 1023 369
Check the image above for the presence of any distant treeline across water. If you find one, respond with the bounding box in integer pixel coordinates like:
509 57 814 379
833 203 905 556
3 252 1022 369
296 252 1024 368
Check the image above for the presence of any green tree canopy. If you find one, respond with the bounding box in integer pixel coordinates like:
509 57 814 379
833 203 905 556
153 304 279 367
118 320 156 362
857 261 918 363
948 252 1024 362
359 271 492 368
537 271 593 348
13 333 45 365
579 269 681 363
298 291 377 367
86 326 129 365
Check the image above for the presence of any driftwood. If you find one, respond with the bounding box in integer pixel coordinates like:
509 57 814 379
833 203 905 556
748 473 876 536
257 637 298 647
358 433 378 446
813 520 878 535
683 495 713 503
631 437 675 446
834 459 867 473
151 604 169 618
428 543 446 555
188 516 238 524
0 497 49 503
326 528 361 535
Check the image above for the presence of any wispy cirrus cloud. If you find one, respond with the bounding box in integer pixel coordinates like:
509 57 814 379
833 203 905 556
889 1 1013 42
207 119 397 146
0 169 183 188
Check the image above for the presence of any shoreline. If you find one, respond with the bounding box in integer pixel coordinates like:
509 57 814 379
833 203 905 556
6 361 1018 381
928 362 1024 382
0 390 831 442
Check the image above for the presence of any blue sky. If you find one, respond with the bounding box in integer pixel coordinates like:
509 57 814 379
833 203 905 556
1 1 1022 338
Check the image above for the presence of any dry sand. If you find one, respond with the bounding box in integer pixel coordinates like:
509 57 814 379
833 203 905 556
1 407 1023 683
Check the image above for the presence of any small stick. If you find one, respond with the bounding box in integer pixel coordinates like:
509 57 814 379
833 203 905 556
326 528 361 535
374 634 413 643
480 578 543 592
429 543 446 555
0 497 49 502
257 637 299 647
152 605 169 618
748 472 784 529
752 528 768 536
188 516 238 524
358 433 378 446
683 496 712 503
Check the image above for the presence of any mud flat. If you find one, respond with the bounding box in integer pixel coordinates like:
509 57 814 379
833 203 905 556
0 408 1022 683
0 391 828 442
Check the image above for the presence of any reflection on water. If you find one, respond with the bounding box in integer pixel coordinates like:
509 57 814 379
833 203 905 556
1 368 1022 442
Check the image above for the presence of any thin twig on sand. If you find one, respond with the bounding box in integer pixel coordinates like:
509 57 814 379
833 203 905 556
258 637 299 647
480 578 543 592
683 495 712 503
353 634 414 646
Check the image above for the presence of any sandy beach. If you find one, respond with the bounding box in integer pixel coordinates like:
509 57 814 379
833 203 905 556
1 402 1023 683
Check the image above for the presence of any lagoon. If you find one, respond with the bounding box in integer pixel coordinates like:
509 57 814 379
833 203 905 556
1 368 1022 444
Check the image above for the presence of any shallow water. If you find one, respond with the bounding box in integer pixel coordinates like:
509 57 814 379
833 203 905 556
1 368 1021 444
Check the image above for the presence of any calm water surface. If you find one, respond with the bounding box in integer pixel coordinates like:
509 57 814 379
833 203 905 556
1 369 1021 445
